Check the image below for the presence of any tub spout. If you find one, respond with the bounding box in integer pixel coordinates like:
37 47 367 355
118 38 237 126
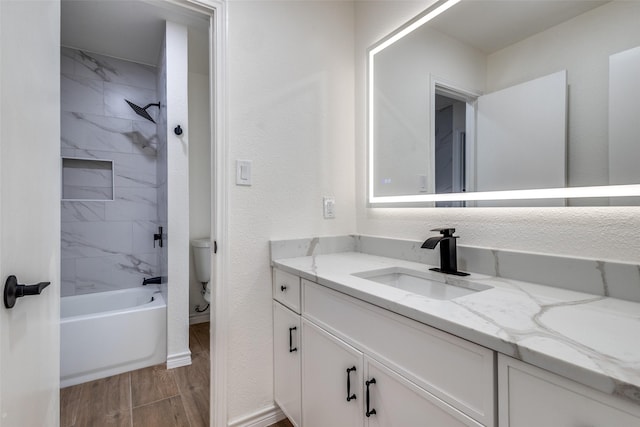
142 276 161 286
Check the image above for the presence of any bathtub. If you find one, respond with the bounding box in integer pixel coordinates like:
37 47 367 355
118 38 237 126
60 286 167 388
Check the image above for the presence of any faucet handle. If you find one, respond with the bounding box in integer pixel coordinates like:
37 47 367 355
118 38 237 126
430 227 456 237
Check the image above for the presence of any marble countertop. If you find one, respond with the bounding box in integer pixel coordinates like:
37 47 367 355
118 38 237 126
273 251 640 405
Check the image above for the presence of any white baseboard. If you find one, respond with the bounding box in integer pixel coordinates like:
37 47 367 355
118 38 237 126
189 312 211 324
166 351 192 369
228 404 285 427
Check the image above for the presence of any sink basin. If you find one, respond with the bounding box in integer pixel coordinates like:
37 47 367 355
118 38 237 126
352 267 491 300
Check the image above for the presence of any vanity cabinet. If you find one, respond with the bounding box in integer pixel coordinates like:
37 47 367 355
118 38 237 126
498 354 640 427
272 267 494 426
302 279 493 426
365 356 482 427
301 319 364 427
273 269 302 427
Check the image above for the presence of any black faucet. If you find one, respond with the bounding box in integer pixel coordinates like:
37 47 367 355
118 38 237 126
421 228 469 276
142 276 162 286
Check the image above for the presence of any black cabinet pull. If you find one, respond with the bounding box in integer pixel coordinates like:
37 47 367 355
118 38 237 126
288 326 297 352
366 378 377 417
346 366 357 401
281 285 287 292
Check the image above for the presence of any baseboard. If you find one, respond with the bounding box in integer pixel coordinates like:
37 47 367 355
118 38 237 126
166 351 192 369
189 312 211 324
227 404 285 427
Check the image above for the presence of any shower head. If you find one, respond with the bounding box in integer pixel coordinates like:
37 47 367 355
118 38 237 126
125 100 160 123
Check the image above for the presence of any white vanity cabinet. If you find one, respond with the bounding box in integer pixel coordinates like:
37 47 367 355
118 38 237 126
498 354 640 427
365 356 483 427
301 319 364 427
273 269 302 427
273 268 495 425
300 316 482 427
293 274 494 426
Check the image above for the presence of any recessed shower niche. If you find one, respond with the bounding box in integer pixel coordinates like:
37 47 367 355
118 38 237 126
61 157 114 201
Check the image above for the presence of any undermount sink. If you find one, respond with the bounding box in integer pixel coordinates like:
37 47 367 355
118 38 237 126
352 267 491 300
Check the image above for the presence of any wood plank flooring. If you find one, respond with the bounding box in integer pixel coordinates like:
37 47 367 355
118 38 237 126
61 322 210 427
61 320 295 427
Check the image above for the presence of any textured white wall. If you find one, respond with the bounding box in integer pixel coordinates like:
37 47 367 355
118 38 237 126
355 1 640 263
226 0 356 420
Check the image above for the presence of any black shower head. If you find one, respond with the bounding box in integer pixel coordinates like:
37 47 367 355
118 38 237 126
125 99 160 123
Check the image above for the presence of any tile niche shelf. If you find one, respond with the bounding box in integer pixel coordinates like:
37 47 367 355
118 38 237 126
61 157 114 201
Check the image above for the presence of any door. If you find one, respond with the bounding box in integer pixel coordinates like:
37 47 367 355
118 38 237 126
364 357 482 427
0 1 61 426
476 70 567 206
273 301 302 426
302 319 364 427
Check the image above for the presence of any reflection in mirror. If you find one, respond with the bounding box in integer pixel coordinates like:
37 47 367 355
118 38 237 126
368 0 640 206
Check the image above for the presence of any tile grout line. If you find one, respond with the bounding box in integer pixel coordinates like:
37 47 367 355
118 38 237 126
131 392 182 410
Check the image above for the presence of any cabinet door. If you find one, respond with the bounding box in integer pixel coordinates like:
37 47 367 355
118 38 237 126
273 301 302 426
302 319 364 427
499 354 640 427
364 357 483 427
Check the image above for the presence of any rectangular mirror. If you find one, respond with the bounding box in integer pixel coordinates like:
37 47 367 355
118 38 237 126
368 0 640 206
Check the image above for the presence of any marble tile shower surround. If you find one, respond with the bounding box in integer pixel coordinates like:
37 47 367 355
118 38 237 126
156 40 169 301
269 235 640 303
61 47 161 297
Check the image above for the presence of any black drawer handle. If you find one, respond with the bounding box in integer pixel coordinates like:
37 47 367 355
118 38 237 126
288 326 297 352
4 275 51 309
366 378 377 417
346 366 357 401
281 285 287 292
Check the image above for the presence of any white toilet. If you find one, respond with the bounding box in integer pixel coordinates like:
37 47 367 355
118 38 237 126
191 238 212 303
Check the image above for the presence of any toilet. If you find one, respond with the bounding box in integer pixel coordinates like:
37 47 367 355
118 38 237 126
191 238 212 303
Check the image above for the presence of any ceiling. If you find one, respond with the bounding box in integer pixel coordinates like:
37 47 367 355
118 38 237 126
61 0 210 73
429 0 608 54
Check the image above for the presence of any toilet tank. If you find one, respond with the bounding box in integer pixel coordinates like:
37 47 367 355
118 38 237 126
191 238 211 284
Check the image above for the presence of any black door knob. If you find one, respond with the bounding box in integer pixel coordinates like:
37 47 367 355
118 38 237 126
4 275 51 309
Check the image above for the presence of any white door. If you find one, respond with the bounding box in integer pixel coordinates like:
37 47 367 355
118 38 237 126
0 1 61 426
476 70 567 205
302 319 364 427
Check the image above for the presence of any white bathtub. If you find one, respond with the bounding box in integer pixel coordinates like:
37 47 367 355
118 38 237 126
60 286 167 388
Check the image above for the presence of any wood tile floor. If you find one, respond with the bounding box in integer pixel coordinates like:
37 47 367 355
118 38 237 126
61 322 210 427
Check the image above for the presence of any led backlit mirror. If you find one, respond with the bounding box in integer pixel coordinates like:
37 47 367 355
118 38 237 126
368 0 640 206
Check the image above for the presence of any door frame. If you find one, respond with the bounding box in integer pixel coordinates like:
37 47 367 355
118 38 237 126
165 0 229 425
430 75 481 199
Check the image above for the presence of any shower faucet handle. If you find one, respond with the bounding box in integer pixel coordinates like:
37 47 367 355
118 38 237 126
153 226 164 248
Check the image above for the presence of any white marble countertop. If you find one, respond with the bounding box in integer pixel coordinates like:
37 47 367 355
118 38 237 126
273 251 640 405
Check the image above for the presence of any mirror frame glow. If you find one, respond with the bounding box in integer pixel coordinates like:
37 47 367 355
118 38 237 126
367 0 640 206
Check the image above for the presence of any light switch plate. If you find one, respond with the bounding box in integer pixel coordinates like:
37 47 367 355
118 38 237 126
236 160 252 186
323 196 335 219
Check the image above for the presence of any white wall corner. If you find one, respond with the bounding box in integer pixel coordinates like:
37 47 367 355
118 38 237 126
166 350 192 369
166 19 191 361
